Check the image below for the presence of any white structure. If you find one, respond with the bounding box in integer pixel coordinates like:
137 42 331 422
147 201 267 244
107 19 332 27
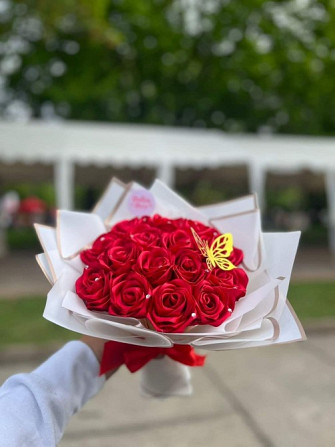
1 120 335 253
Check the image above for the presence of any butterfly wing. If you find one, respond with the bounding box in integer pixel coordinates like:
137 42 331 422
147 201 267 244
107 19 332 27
209 233 236 271
214 257 236 271
191 227 209 258
211 233 234 257
206 257 214 271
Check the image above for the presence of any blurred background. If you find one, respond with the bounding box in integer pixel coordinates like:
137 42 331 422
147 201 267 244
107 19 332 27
0 1 335 446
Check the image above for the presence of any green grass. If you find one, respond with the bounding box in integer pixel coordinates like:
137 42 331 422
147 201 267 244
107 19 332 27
7 227 40 251
288 282 335 319
0 297 78 348
0 282 334 348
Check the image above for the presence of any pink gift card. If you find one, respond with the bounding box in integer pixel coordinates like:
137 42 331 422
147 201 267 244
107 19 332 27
128 189 156 217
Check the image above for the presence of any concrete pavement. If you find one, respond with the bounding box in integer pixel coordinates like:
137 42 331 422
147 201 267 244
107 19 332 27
1 333 334 447
0 248 334 445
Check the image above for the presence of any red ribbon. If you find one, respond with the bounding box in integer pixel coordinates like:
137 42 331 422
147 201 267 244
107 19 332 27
100 341 206 375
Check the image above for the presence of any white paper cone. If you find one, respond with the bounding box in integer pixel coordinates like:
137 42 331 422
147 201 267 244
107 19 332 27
140 356 192 398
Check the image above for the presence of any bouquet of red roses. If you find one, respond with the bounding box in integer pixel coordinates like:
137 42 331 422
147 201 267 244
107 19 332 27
76 215 248 333
35 178 305 397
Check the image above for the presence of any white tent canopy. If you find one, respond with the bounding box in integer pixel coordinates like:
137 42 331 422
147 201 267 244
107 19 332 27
1 120 335 253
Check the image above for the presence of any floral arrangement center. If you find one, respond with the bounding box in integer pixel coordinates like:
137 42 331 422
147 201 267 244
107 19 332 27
75 215 248 333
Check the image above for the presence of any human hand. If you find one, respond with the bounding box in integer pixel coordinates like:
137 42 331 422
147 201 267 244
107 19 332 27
80 335 118 379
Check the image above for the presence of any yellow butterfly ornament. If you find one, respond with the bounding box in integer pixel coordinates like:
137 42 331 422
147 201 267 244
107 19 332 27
191 227 236 271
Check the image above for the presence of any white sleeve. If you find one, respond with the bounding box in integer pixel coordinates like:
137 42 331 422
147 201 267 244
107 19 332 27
0 341 105 447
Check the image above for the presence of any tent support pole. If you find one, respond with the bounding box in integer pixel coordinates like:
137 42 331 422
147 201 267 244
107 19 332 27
248 163 266 211
157 163 175 187
54 158 74 210
326 170 335 256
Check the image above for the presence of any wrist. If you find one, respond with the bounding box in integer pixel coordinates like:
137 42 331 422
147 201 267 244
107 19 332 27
80 336 119 379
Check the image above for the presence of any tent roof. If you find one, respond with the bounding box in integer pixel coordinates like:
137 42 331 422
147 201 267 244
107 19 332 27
0 120 334 173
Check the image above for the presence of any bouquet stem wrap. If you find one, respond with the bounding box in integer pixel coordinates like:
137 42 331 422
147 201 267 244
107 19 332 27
100 341 206 375
140 356 194 398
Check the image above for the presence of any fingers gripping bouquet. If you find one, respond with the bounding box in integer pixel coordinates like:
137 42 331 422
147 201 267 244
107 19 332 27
35 178 305 398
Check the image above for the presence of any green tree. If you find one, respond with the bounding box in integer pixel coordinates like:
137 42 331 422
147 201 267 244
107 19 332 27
1 0 335 134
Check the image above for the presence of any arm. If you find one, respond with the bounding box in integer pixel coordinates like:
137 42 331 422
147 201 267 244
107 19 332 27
0 338 110 447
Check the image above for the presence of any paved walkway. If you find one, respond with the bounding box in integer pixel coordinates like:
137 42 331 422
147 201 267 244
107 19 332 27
0 250 334 445
0 332 334 446
0 251 50 298
0 248 334 299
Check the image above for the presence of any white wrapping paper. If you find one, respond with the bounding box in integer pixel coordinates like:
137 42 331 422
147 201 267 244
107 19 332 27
35 178 305 397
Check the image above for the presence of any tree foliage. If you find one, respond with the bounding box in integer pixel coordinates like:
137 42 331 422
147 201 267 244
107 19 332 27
1 0 335 134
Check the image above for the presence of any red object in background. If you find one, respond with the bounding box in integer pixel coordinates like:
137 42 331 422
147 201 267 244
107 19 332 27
19 197 47 214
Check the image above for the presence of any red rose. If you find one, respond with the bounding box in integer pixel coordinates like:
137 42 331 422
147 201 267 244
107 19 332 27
113 218 163 247
111 218 141 237
162 229 194 253
174 249 205 284
76 214 248 332
80 232 117 267
149 215 177 232
99 238 139 273
194 281 234 326
136 247 174 286
147 279 196 332
208 267 248 301
130 223 162 248
75 267 111 311
173 218 188 228
80 248 99 267
110 272 151 318
187 220 218 244
229 247 244 266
